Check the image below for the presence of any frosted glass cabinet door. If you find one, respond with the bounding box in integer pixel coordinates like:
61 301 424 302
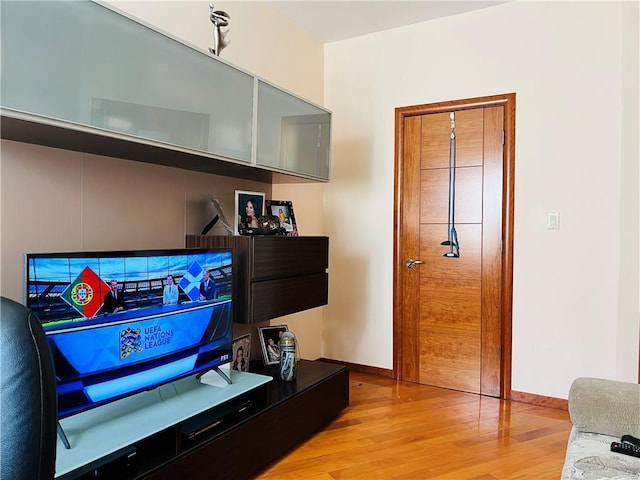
1 1 254 163
256 81 331 180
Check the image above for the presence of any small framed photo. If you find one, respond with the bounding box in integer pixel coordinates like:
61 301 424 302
231 333 251 372
266 200 298 236
235 190 265 235
258 325 288 365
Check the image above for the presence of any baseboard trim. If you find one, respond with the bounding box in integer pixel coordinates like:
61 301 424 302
316 359 567 410
511 390 568 410
317 358 394 379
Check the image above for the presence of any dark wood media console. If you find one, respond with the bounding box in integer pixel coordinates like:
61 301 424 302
66 361 348 479
144 360 349 480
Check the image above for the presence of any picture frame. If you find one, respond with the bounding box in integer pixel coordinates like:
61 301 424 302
265 200 298 236
258 325 288 365
231 333 251 372
234 190 265 235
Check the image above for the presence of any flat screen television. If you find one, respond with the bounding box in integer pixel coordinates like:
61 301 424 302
24 248 233 420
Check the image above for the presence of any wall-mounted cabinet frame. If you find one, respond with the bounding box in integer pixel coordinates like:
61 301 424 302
256 81 331 179
186 235 329 325
0 0 331 182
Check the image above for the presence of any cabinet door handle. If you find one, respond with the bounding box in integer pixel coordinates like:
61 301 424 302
406 259 424 269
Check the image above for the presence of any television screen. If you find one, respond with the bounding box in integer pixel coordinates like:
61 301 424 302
24 248 233 419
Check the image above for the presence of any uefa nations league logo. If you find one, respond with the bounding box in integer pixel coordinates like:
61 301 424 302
120 327 143 359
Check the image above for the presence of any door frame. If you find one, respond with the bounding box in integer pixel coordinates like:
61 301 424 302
393 93 516 399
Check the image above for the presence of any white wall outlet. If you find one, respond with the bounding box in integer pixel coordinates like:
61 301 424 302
547 211 560 230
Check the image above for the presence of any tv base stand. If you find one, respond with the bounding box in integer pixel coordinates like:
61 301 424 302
57 421 71 450
196 365 232 385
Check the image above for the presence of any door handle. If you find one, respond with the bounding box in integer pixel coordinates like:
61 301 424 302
406 259 424 269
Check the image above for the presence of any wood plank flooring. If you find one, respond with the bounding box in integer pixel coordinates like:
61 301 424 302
256 371 571 479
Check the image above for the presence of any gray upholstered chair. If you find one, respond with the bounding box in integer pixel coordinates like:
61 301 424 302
562 377 640 478
1 296 57 480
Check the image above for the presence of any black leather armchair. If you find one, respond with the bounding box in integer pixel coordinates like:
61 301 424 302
1 297 57 480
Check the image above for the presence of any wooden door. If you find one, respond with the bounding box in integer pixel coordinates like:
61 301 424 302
394 94 515 398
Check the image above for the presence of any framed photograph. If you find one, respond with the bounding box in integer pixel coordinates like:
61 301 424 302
231 333 251 372
258 325 288 365
266 200 298 236
235 190 265 235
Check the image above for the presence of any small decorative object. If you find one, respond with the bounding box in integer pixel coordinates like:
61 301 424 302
201 196 233 235
235 190 265 235
258 325 288 365
265 200 298 236
279 331 297 382
231 333 250 372
208 3 230 56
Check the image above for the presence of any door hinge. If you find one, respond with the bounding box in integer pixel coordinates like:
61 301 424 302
501 130 505 145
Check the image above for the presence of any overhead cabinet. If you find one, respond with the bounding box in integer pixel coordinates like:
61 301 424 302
1 1 253 163
257 81 331 180
0 1 331 181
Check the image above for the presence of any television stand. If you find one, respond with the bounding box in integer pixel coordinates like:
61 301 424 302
59 360 349 479
145 360 349 479
55 370 272 479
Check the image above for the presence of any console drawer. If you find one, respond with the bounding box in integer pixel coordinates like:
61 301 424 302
251 273 328 323
186 235 329 324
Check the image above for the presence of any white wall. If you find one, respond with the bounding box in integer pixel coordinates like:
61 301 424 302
618 0 640 393
324 1 639 398
105 1 324 102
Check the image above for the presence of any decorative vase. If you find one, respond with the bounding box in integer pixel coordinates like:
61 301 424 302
279 331 297 382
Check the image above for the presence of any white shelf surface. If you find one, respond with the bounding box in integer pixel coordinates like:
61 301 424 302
55 369 272 477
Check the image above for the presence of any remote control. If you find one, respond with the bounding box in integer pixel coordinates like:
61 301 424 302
611 441 640 458
621 434 640 448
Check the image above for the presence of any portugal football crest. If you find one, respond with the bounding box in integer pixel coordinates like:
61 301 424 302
70 282 93 306
61 267 110 318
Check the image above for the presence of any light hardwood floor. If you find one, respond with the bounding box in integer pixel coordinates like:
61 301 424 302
257 371 571 479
